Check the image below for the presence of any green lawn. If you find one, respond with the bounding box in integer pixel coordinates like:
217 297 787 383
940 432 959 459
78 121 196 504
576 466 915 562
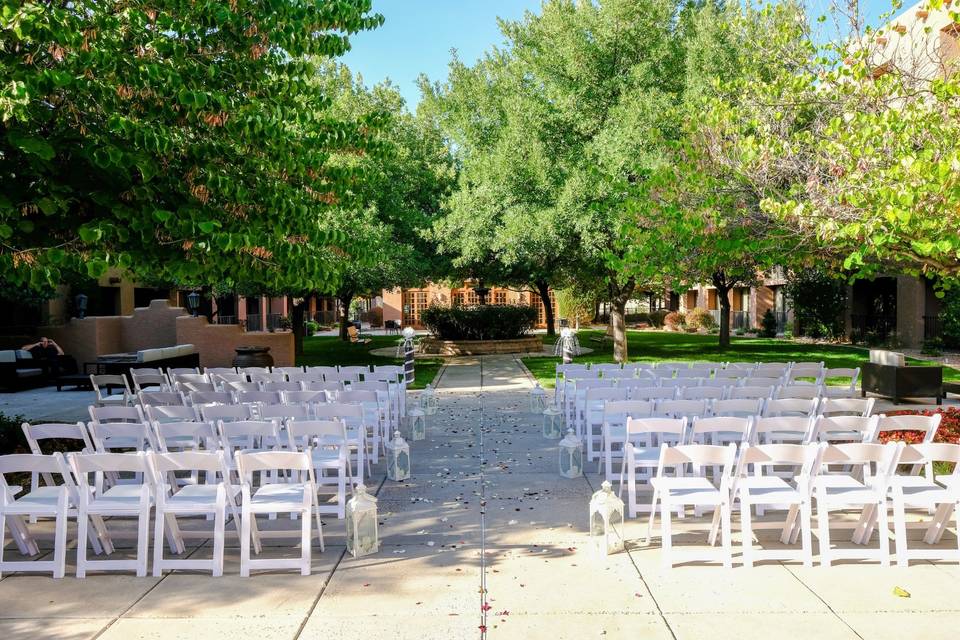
298 335 443 389
522 330 960 388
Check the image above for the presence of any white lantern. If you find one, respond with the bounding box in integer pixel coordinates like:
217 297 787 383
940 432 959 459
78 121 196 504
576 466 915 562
529 383 547 413
589 480 625 557
419 384 439 416
542 406 563 439
346 484 379 558
559 429 583 479
408 407 426 441
386 430 411 481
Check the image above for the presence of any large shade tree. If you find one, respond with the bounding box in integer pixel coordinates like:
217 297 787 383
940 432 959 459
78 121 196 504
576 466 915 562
425 0 686 357
0 0 383 295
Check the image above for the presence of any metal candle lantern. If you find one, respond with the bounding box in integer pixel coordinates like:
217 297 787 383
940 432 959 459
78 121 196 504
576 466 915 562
346 484 379 558
419 384 439 416
401 326 416 385
529 383 547 413
408 407 426 441
386 430 411 481
589 480 625 557
542 406 563 439
559 429 584 479
187 291 201 317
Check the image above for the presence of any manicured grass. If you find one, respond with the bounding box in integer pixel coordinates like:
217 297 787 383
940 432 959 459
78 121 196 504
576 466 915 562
523 330 960 388
298 335 443 389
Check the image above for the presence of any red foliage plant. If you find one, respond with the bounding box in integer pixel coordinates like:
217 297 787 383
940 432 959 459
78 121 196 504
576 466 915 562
876 407 960 445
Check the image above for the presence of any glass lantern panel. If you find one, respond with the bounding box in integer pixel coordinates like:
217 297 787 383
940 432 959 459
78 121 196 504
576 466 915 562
571 447 583 473
560 450 572 475
346 510 356 555
398 450 410 475
590 511 606 538
356 512 378 555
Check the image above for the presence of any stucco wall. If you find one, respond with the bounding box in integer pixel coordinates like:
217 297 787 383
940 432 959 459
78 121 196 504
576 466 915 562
175 316 294 368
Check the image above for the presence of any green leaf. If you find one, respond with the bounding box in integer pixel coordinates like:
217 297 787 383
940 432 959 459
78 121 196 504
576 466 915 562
78 227 102 244
7 130 55 161
153 210 173 223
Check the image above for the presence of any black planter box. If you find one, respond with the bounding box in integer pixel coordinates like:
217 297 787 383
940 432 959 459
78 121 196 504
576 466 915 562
862 362 942 405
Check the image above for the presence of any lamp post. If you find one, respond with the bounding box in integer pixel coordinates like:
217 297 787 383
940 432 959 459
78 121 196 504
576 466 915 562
74 293 88 320
187 291 201 317
402 326 416 385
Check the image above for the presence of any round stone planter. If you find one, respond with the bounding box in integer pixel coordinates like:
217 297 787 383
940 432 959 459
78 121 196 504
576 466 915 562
232 346 274 368
418 335 543 356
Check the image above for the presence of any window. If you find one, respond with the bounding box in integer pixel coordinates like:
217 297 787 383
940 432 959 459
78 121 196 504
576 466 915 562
402 290 428 327
494 291 507 305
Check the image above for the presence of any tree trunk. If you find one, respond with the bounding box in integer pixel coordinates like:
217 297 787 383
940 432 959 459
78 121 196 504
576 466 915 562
338 292 354 342
611 297 628 363
534 279 556 336
291 298 307 356
712 272 733 349
592 300 601 324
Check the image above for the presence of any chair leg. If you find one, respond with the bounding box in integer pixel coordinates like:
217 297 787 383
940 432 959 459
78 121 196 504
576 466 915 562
892 500 909 567
741 498 753 568
153 508 167 577
660 495 673 569
240 506 252 578
76 512 89 578
877 501 890 567
136 510 150 577
213 507 225 578
0 513 6 579
721 501 733 569
800 501 813 568
300 509 312 576
817 503 831 568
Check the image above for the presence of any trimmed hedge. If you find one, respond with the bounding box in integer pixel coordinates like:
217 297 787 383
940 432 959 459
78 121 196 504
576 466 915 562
420 305 538 340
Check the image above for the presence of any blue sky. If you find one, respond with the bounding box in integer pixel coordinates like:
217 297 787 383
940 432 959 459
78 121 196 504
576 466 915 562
341 0 895 110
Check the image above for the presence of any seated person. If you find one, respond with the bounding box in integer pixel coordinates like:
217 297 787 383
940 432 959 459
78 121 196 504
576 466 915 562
22 337 65 374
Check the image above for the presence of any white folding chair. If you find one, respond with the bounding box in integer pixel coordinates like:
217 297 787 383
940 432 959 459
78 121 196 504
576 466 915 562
619 417 688 518
239 366 271 376
288 371 325 384
599 400 654 480
89 404 145 426
180 381 217 393
21 422 94 513
682 386 726 401
752 416 816 446
147 404 200 423
786 362 824 385
891 443 960 564
776 384 823 400
810 415 879 444
172 373 212 391
340 389 385 462
821 367 860 398
874 413 942 487
131 371 171 393
286 419 351 518
655 399 709 421
734 442 826 567
204 366 239 375
90 374 133 407
283 390 328 410
225 381 261 394
262 381 301 393
743 376 783 388
189 390 234 406
711 398 764 419
814 442 903 566
631 387 677 402
138 391 187 408
647 443 738 568
274 366 305 376
301 380 344 401
305 366 339 380
236 450 324 576
201 404 252 426
152 420 217 454
259 403 310 424
148 450 239 577
70 451 154 577
168 367 201 377
0 453 92 578
584 388 628 461
249 372 286 384
211 373 248 390
600 369 634 380
730 385 774 400
819 397 875 418
725 362 758 372
678 367 714 379
339 365 370 381
314 404 367 482
763 397 819 418
659 378 693 390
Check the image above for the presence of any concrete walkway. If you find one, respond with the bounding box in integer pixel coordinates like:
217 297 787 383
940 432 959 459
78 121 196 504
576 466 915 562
2 356 960 639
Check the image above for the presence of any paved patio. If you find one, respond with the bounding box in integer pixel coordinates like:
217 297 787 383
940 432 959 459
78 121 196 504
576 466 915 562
1 356 959 639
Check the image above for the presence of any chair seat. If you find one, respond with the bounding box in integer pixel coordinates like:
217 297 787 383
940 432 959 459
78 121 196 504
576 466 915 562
4 486 71 513
816 484 881 506
895 484 958 507
653 477 723 504
89 485 149 511
167 484 240 507
250 483 310 511
626 447 659 463
738 477 802 503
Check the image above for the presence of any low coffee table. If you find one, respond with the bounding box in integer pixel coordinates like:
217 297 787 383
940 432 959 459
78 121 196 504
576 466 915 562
943 381 960 399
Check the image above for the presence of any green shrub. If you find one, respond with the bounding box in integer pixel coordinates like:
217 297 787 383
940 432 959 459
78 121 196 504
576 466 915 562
922 337 944 356
420 304 538 340
760 309 778 338
648 310 668 328
784 268 846 339
941 290 960 349
0 412 28 455
686 307 715 330
625 312 650 324
664 311 685 330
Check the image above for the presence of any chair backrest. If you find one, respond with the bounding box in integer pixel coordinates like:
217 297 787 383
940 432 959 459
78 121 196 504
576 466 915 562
725 362 758 371
690 416 753 443
218 419 279 455
711 398 763 418
89 421 155 452
0 452 74 495
656 399 709 420
69 451 150 496
201 404 252 424
698 378 733 389
735 442 825 495
339 365 370 380
902 442 960 469
235 390 282 406
755 363 789 374
224 381 260 394
775 384 822 400
89 405 145 424
821 441 903 487
623 362 654 371
146 404 199 423
138 391 187 408
812 415 879 443
258 403 310 421
557 363 591 377
22 422 93 454
288 371 325 383
180 381 217 393
131 371 170 392
600 369 633 379
625 417 688 445
603 400 654 421
90 374 131 400
211 373 248 389
681 386 726 401
147 450 229 486
305 366 339 378
189 390 233 406
819 397 874 418
585 387 628 404
631 386 676 401
323 371 355 383
249 372 286 384
714 372 747 384
678 367 714 379
274 366 305 376
168 367 201 377
339 389 378 405
301 380 343 395
235 450 313 483
204 367 238 375
763 397 819 418
172 373 211 387
592 363 622 373
730 385 774 400
822 367 860 390
283 390 327 406
659 377 693 389
286 419 348 450
752 416 816 444
262 381 301 393
743 376 782 388
239 366 271 375
874 413 942 443
151 420 217 453
313 403 364 425
657 443 738 491
351 381 390 393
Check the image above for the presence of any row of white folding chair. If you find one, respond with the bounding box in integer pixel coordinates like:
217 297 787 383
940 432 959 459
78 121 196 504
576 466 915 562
638 439 960 568
0 449 328 578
